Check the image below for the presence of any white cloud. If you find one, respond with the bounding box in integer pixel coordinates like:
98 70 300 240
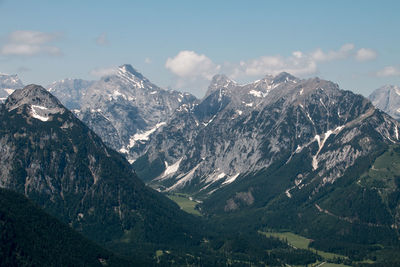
95 33 109 46
230 53 317 79
228 44 378 80
0 30 61 56
89 66 117 77
165 44 377 96
144 57 152 64
311 43 354 62
292 51 303 59
355 48 377 62
1 44 60 56
165 51 222 96
376 66 400 77
165 50 220 80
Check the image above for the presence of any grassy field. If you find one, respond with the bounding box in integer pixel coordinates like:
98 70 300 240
317 263 350 267
260 231 348 262
167 193 202 216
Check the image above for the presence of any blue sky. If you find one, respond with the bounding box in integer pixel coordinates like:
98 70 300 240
0 0 399 97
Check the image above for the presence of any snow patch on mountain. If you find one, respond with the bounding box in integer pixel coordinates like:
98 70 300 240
128 122 166 149
285 187 293 198
312 126 344 170
167 163 201 191
4 89 15 95
111 90 127 100
222 173 240 185
31 105 50 121
161 158 183 179
203 115 216 127
32 104 48 110
249 90 263 98
119 147 129 154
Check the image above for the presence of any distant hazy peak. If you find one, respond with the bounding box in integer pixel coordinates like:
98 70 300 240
272 72 298 84
47 78 93 91
0 73 24 88
369 84 400 120
373 84 400 94
0 73 24 100
48 77 86 85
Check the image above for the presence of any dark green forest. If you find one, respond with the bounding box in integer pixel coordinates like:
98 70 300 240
0 188 130 267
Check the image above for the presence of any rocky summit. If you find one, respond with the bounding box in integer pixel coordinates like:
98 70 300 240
48 64 197 163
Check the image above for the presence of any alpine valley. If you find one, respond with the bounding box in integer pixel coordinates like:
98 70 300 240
1 66 400 265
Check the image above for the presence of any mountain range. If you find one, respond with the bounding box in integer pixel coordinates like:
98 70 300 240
0 82 332 266
1 67 400 265
131 70 400 261
48 64 197 164
135 72 400 198
0 84 202 263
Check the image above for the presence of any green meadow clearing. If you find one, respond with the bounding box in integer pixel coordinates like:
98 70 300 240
260 231 350 266
167 193 202 216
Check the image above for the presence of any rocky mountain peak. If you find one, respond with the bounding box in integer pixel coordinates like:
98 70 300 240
272 72 298 84
204 74 236 99
5 85 65 121
117 64 148 83
46 65 197 163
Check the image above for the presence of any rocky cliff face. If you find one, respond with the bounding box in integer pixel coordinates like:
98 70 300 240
0 85 200 250
48 64 197 163
133 73 400 199
369 84 400 120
